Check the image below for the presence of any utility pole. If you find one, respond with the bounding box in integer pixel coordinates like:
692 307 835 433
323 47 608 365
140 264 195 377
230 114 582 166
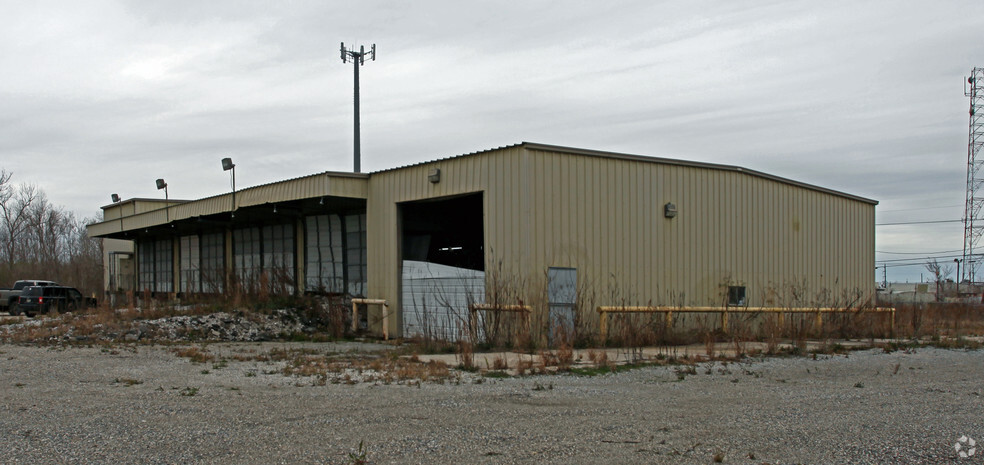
340 42 376 173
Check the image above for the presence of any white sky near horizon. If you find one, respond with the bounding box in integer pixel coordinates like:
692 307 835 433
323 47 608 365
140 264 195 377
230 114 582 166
1 1 983 283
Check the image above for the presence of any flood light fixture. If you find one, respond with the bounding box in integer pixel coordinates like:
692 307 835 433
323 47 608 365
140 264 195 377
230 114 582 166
222 158 236 217
156 179 169 222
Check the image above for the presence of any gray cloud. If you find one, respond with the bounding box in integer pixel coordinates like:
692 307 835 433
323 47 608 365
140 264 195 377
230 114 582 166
2 1 983 282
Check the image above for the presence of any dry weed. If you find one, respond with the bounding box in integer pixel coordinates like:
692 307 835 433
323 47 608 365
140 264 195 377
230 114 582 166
172 346 215 364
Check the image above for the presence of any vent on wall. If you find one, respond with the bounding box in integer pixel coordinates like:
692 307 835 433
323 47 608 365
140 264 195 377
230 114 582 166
664 202 677 218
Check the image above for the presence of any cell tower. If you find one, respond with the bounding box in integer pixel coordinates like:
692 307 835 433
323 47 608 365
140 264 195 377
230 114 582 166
962 67 984 282
340 42 376 173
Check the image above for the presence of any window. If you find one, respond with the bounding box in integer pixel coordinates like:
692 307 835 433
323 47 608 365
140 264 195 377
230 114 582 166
305 214 345 293
138 241 154 292
179 235 200 293
200 232 224 293
344 214 367 296
138 239 173 293
262 223 295 291
728 286 747 306
233 226 261 285
154 239 173 293
304 213 366 296
234 224 294 292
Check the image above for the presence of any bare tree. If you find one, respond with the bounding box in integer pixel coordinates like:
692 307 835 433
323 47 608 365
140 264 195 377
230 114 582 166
0 170 102 295
925 259 953 302
0 178 38 278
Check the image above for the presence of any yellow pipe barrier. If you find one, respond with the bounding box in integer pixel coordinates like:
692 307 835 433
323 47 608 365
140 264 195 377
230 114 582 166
468 304 532 341
597 305 895 341
351 298 390 340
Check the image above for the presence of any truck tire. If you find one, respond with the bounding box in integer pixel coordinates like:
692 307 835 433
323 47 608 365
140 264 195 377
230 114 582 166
9 302 19 316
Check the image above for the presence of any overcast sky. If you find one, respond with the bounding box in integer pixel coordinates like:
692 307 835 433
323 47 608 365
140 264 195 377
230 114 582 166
2 1 983 282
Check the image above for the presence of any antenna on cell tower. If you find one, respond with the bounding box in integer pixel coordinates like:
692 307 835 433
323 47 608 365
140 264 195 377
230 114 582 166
962 67 984 283
340 42 376 173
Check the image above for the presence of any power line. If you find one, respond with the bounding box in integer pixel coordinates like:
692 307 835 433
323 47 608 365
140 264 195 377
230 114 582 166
876 219 962 226
878 254 964 264
878 204 963 213
880 262 942 269
876 249 963 255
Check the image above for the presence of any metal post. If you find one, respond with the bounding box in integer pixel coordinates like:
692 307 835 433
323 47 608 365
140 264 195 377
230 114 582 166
954 258 962 296
351 301 359 332
353 52 360 173
231 166 236 216
599 310 608 342
340 42 375 174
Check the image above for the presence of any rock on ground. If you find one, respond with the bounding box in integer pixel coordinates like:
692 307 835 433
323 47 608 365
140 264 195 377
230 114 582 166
0 343 981 464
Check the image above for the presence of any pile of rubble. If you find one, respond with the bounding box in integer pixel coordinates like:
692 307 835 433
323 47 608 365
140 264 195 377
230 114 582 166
1 308 323 343
122 310 313 342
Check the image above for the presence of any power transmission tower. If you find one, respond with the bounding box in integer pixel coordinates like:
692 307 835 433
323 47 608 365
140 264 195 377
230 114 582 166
962 67 984 283
340 42 376 173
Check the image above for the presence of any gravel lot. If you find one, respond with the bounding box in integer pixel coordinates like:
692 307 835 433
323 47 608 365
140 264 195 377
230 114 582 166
0 343 981 464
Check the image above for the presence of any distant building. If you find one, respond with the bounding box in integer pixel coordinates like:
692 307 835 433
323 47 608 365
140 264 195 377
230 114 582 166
87 142 877 338
877 281 982 305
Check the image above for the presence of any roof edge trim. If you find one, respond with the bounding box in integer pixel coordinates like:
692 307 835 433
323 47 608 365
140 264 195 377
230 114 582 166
520 142 879 205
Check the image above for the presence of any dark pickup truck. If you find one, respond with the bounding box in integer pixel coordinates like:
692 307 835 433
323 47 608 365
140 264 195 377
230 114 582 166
1 280 60 312
14 286 96 317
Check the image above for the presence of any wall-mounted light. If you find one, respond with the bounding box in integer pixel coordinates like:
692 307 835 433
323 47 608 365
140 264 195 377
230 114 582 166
664 202 677 218
428 168 441 184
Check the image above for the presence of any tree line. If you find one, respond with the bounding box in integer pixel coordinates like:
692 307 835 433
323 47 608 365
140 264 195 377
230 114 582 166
0 169 103 296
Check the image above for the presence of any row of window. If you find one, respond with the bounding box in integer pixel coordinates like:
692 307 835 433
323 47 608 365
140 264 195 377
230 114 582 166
137 214 367 296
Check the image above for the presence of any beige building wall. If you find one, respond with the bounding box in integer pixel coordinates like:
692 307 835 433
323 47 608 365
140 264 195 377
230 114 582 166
367 144 876 337
101 238 135 294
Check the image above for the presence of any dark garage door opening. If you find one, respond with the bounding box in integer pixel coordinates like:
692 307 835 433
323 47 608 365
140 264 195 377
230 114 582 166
400 192 485 341
400 192 484 272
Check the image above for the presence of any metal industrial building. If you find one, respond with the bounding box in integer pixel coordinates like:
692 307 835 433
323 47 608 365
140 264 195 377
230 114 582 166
88 142 877 339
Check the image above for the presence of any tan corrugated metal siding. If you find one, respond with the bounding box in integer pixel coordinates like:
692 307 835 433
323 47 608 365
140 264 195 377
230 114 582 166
367 145 875 337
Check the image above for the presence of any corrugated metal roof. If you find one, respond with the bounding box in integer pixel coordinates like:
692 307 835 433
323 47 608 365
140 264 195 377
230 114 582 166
89 142 876 239
371 143 524 175
372 142 878 205
88 170 369 237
